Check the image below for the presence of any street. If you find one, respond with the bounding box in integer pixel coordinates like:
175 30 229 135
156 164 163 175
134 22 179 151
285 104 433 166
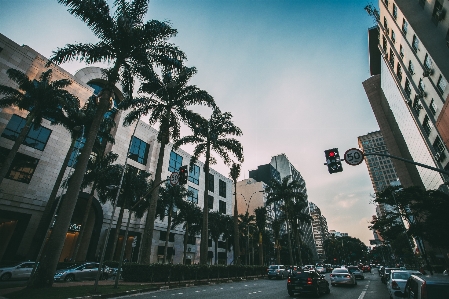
119 269 390 299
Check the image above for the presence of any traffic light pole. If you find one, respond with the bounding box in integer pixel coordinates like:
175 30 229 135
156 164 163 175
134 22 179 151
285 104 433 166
362 152 449 176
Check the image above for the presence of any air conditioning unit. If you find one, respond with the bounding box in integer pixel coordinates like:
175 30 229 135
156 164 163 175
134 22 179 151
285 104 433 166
436 9 446 21
423 69 434 77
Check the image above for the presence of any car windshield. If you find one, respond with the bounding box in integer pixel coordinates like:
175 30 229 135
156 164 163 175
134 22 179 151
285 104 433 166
269 266 278 269
392 272 410 280
347 267 359 273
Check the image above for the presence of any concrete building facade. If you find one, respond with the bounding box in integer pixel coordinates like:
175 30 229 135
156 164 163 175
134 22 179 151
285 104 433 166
0 33 234 264
308 202 329 260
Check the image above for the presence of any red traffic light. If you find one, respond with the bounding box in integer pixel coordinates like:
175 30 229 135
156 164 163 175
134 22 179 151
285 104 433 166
329 152 335 157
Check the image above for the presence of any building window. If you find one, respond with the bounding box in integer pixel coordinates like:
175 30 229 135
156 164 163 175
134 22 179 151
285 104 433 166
433 136 446 161
424 54 432 71
418 79 425 93
208 195 214 210
159 231 175 242
68 137 86 167
402 19 408 35
396 63 402 82
1 115 52 151
412 35 419 52
382 35 388 54
399 45 404 58
384 0 388 7
168 151 183 172
187 186 198 204
219 179 227 198
219 200 226 214
208 173 214 192
0 147 39 184
437 75 447 94
413 96 422 114
404 79 412 98
187 236 196 245
408 60 414 75
389 49 395 67
383 17 389 33
129 136 149 165
188 164 200 185
423 115 432 136
430 99 437 115
392 4 397 20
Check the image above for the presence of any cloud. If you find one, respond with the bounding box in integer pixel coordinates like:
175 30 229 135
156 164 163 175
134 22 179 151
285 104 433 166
332 193 360 208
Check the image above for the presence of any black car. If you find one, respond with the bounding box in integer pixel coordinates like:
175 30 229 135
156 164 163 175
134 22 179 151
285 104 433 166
287 270 330 297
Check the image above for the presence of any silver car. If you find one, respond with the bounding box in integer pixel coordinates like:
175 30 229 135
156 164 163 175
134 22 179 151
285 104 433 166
347 266 364 280
54 262 108 282
330 268 357 286
387 270 422 299
0 262 35 281
266 265 288 279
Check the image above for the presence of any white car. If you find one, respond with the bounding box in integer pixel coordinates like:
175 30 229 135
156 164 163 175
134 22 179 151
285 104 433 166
387 270 422 299
0 262 35 281
316 266 326 274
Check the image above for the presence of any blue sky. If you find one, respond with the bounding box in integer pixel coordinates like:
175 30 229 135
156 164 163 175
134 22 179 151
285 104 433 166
0 0 380 245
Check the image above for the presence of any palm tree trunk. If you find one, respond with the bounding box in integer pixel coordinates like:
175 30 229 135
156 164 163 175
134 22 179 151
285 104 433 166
214 238 218 265
276 238 280 265
295 227 303 265
0 110 35 186
26 138 76 260
28 93 110 288
72 186 95 261
200 143 211 265
233 182 240 265
285 213 294 265
109 205 125 261
258 232 263 266
140 130 168 264
183 223 189 265
163 208 172 264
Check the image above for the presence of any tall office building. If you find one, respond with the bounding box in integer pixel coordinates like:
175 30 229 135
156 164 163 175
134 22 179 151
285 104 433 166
308 202 329 260
358 131 400 193
363 0 449 191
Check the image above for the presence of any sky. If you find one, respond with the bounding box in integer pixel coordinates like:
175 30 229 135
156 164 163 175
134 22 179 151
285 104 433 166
0 0 381 245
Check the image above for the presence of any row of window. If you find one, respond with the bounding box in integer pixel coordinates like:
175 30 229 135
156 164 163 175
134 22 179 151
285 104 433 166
158 233 227 249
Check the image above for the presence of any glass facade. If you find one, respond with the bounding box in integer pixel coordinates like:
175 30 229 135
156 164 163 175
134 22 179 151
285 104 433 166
188 164 200 185
381 59 444 189
129 136 149 165
218 179 226 198
0 147 39 184
168 151 182 172
187 186 198 204
2 114 52 151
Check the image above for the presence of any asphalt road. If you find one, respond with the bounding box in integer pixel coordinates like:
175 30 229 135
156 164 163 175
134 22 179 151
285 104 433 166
119 269 390 299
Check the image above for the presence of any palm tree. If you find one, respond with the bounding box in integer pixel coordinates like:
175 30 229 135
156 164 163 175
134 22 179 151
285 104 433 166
229 163 241 265
0 68 79 186
157 183 191 263
254 206 267 265
271 217 283 265
30 0 186 287
120 66 215 264
221 214 234 265
171 200 202 264
27 97 115 260
72 151 118 261
289 200 312 266
174 109 244 264
238 211 256 265
265 176 305 265
209 211 225 265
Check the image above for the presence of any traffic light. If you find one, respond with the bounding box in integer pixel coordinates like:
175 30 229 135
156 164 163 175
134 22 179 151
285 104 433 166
178 165 188 184
324 148 343 174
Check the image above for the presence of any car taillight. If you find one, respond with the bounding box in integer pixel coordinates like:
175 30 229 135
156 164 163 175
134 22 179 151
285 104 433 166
421 281 427 299
330 274 334 277
307 278 313 285
287 277 291 284
392 280 400 290
345 275 351 278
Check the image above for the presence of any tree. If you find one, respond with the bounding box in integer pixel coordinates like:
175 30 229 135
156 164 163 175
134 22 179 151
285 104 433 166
254 207 267 265
157 184 191 263
229 163 241 265
171 200 202 264
27 96 115 260
289 200 312 265
174 108 244 264
265 175 305 265
31 0 185 287
120 66 215 264
221 214 235 265
238 211 256 265
209 211 225 265
271 217 283 265
0 68 79 186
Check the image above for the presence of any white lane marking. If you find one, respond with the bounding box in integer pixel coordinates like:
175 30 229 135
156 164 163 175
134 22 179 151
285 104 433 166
195 291 200 293
358 280 370 299
177 293 183 295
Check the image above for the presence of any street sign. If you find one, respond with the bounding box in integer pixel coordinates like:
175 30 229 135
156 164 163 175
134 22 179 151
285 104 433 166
170 172 179 186
344 148 364 166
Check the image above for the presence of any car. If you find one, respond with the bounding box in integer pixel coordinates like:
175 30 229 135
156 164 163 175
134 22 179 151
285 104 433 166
267 265 288 280
387 270 422 299
0 262 35 281
287 265 299 274
54 262 109 282
347 266 364 280
303 264 316 271
316 266 326 274
362 265 371 273
330 268 357 286
382 267 401 284
287 268 330 297
394 274 449 298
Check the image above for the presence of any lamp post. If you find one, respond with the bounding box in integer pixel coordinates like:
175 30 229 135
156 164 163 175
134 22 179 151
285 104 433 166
27 125 85 287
